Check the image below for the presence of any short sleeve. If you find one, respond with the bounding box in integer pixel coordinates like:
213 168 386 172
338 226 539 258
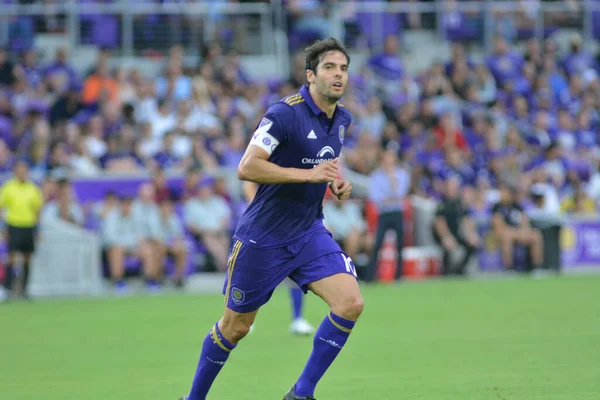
248 102 294 156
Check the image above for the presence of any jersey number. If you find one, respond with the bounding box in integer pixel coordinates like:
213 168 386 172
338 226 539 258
342 254 357 278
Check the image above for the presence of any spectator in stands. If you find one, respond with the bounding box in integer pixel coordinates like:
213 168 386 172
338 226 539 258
562 182 596 214
323 197 371 264
132 182 162 247
99 136 143 172
180 167 202 201
155 59 192 103
82 61 118 106
491 182 543 272
156 196 188 288
102 195 161 291
152 168 175 203
366 143 410 282
0 48 17 88
367 35 404 104
43 47 79 95
434 112 468 151
41 178 84 227
433 176 480 276
0 160 43 299
93 190 119 228
183 177 231 272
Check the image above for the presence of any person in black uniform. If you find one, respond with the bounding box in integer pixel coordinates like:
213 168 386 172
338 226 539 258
492 182 543 271
432 176 480 276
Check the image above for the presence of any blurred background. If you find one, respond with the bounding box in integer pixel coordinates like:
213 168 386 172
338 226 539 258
1 0 600 298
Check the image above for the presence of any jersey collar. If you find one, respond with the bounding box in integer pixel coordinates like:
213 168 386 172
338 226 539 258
300 85 328 117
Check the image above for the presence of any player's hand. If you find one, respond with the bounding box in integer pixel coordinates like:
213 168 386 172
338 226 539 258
330 179 352 200
308 159 339 183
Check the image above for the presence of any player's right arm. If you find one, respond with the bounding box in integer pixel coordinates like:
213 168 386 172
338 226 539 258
237 103 338 184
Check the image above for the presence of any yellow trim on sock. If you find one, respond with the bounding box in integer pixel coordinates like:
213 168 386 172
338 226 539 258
210 326 232 353
224 240 243 305
328 312 353 333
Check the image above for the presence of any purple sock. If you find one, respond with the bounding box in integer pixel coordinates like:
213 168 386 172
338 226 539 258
188 323 236 400
294 312 356 397
290 287 304 320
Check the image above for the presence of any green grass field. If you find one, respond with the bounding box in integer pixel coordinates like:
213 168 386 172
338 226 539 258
1 275 600 400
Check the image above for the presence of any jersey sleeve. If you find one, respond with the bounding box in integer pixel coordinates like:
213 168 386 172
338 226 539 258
248 102 294 156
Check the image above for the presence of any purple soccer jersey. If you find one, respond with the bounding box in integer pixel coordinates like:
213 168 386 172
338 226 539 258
224 86 356 313
233 85 352 248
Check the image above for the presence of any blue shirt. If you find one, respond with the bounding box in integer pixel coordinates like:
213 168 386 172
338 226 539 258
234 86 352 248
368 167 411 214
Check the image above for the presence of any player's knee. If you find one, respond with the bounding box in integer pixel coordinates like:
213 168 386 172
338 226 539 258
333 294 364 321
219 314 254 343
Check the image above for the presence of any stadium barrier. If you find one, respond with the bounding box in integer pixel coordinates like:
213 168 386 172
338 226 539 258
29 219 103 297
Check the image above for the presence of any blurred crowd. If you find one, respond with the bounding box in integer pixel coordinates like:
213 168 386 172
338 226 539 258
1 1 600 283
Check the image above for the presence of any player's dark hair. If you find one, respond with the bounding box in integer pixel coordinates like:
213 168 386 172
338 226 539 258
304 37 350 83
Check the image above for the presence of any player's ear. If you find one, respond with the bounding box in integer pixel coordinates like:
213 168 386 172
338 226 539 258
306 69 315 85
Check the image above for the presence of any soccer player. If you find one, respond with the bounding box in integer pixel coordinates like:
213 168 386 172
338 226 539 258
242 180 315 336
179 37 364 400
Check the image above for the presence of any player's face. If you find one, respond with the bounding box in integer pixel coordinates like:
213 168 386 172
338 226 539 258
14 162 28 181
312 51 349 101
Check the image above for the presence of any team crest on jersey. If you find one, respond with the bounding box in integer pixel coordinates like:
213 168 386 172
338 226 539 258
259 118 272 128
231 287 246 304
262 137 271 146
338 125 345 144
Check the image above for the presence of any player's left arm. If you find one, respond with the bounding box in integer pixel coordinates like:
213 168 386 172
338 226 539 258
329 179 352 200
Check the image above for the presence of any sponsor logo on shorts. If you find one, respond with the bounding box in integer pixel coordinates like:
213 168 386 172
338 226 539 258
231 287 246 305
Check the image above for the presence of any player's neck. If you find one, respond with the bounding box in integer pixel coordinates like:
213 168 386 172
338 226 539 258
309 85 337 118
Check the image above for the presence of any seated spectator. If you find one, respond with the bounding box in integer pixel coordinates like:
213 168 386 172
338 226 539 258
151 168 175 203
434 113 468 151
183 178 231 272
156 197 188 288
323 197 372 262
99 136 144 172
40 178 84 227
102 196 161 291
82 61 118 106
179 167 202 201
432 176 480 276
93 190 119 223
491 182 543 271
132 182 162 245
561 182 596 214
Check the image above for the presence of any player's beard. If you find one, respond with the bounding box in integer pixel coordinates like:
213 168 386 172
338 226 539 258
317 81 344 103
